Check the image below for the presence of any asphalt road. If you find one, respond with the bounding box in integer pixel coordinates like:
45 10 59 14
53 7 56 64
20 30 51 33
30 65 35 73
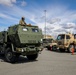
0 49 76 75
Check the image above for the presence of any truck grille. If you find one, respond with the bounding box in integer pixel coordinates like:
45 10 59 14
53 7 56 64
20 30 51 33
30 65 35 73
58 41 62 45
28 40 36 43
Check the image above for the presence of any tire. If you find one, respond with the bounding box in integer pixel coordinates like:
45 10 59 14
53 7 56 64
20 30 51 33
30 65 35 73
47 46 51 50
59 48 65 52
52 45 57 51
5 48 17 63
27 54 38 60
68 45 74 53
74 45 76 52
47 47 50 50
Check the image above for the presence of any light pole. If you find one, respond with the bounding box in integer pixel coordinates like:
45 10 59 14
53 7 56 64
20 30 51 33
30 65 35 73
44 10 46 39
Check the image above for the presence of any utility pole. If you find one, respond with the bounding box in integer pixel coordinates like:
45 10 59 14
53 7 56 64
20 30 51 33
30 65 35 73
44 10 46 39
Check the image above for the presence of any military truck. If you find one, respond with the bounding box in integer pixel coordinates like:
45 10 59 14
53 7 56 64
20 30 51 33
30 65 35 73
43 35 53 48
43 38 53 48
43 38 57 51
49 40 57 51
57 33 76 52
0 24 43 63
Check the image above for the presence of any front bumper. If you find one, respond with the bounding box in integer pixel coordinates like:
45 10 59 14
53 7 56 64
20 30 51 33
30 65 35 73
15 46 42 55
57 45 68 49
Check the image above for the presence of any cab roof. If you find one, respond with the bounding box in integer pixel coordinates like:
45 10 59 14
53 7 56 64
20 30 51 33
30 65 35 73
9 24 38 28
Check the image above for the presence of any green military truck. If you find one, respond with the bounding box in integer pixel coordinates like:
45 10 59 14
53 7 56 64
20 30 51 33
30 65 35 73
0 24 43 63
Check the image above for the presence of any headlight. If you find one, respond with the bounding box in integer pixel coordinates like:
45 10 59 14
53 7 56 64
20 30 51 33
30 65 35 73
21 49 24 52
41 39 43 42
21 48 26 52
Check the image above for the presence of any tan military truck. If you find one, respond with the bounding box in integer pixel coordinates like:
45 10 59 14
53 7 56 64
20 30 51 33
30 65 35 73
43 35 57 50
43 35 53 48
48 40 57 51
57 33 76 52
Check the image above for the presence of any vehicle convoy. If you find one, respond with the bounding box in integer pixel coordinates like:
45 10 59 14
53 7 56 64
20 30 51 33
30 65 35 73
57 33 76 52
0 24 43 63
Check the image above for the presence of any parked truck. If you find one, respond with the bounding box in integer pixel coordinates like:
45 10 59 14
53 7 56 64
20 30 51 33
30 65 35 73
0 24 43 63
57 33 76 52
43 38 57 51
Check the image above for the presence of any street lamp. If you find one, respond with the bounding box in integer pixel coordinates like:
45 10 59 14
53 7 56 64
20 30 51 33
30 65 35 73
44 10 46 39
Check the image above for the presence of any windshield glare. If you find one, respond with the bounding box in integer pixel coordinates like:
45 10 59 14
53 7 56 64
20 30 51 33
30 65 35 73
57 35 65 40
32 29 39 32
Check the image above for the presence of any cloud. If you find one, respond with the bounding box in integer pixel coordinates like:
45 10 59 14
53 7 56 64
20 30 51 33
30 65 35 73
0 13 18 21
21 1 26 6
54 28 68 33
48 18 61 24
46 26 54 30
0 0 16 6
62 22 75 29
0 12 19 28
0 2 76 38
17 3 76 36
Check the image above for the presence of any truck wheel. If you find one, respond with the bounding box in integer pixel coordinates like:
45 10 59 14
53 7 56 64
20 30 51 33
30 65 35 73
47 46 51 50
74 45 76 52
5 48 17 63
68 45 74 53
52 45 57 51
27 54 38 60
47 47 50 50
59 48 65 52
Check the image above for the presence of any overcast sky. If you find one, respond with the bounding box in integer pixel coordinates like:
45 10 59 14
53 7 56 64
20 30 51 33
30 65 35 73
0 0 76 38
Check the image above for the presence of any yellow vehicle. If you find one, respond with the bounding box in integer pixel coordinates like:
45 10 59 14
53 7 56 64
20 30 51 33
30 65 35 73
57 33 76 52
43 38 53 48
43 35 57 50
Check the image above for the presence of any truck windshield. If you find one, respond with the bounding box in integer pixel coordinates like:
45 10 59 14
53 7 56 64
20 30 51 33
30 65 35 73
74 34 76 39
57 35 65 40
66 35 70 39
23 28 28 31
32 29 39 32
